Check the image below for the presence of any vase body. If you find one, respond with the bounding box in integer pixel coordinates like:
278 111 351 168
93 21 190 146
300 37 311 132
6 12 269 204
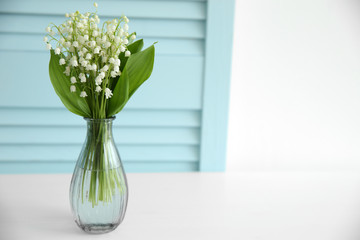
69 117 128 234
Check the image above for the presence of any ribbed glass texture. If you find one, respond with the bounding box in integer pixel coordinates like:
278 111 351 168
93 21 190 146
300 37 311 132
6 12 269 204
69 117 128 234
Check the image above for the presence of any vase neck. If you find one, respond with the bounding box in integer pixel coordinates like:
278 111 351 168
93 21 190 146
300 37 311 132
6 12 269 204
77 117 121 170
85 117 115 141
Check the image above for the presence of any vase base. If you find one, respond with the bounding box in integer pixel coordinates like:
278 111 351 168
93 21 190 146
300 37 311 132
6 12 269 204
78 223 119 234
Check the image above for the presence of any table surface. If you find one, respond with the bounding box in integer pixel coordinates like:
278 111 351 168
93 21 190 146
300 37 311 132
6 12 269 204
1 172 360 240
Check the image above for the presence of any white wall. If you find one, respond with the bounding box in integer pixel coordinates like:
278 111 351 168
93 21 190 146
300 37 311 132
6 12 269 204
227 0 360 171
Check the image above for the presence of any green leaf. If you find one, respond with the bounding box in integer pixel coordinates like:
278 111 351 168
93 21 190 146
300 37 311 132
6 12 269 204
119 39 144 72
126 44 155 97
109 39 145 91
107 44 155 116
107 68 129 117
49 50 91 117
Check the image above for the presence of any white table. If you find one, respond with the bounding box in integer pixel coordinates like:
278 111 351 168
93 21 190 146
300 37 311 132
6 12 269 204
1 172 360 240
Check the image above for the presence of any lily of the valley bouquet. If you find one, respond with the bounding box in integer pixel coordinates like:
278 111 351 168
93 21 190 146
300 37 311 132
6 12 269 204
44 3 154 118
43 3 155 233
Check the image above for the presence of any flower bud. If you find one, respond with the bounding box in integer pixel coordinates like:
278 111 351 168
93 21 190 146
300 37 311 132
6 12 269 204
80 91 87 98
70 85 76 92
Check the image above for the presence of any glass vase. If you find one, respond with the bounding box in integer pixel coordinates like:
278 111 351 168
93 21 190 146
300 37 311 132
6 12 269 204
69 117 128 234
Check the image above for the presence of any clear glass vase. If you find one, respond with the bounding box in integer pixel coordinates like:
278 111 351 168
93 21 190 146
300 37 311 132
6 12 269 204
69 117 128 234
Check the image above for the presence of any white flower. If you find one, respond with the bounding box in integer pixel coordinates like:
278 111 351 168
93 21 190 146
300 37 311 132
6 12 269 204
81 60 88 67
85 53 92 60
70 85 76 92
43 36 48 42
114 58 120 66
92 30 98 37
104 41 111 49
84 35 89 41
89 41 96 48
101 35 107 43
45 26 51 32
104 88 113 99
109 57 115 64
110 25 116 32
95 86 102 92
65 13 69 18
94 15 100 24
99 72 105 78
70 76 76 83
114 36 121 44
79 73 86 82
80 91 87 98
114 65 120 72
120 45 125 52
55 48 61 54
119 28 124 36
78 36 85 44
46 43 51 50
92 63 97 71
101 65 109 72
95 76 102 85
71 59 78 67
76 22 84 29
64 42 71 48
86 64 92 71
72 41 79 48
59 58 66 65
110 71 117 78
91 24 97 30
94 2 98 8
125 50 131 57
123 38 128 45
59 38 65 44
94 47 100 54
123 24 129 31
124 16 129 23
64 66 70 76
131 34 136 40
